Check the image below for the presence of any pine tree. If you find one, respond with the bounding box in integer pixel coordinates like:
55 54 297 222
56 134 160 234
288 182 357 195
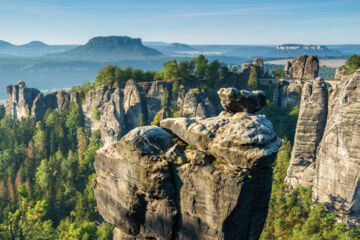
248 67 258 90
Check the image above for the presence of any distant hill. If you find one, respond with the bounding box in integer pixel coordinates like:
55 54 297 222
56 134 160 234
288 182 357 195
49 36 162 61
167 43 195 51
0 40 13 47
272 44 342 57
0 40 78 57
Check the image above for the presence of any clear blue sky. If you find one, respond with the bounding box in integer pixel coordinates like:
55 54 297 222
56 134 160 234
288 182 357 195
1 0 360 45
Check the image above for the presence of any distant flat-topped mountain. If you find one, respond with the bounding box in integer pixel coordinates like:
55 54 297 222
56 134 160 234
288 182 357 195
50 36 162 61
272 44 342 57
227 44 343 58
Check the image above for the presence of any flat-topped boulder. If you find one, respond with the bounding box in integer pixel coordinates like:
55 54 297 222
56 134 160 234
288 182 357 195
217 88 266 113
160 111 281 169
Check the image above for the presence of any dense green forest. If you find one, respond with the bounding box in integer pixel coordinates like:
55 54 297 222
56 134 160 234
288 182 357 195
0 55 359 239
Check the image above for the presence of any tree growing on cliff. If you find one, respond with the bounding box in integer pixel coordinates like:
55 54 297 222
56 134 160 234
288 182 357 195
248 67 258 90
345 54 360 75
272 68 283 79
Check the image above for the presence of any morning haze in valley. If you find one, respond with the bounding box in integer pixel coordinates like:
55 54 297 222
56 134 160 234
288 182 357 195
0 0 359 239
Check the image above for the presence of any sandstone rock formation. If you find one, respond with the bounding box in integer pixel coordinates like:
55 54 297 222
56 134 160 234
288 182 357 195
6 81 45 121
272 80 303 108
285 78 328 187
6 80 222 146
284 55 319 79
82 85 126 146
335 65 347 80
286 69 360 225
312 69 360 225
181 88 217 118
241 58 264 78
93 87 281 239
218 88 266 113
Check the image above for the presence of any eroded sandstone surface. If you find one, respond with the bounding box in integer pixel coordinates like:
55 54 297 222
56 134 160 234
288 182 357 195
93 88 281 240
287 69 360 226
284 55 319 80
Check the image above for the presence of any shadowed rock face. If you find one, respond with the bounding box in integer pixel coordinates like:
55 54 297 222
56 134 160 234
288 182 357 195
272 80 302 108
284 55 319 79
182 88 217 118
285 78 328 188
287 70 360 226
312 69 360 226
93 87 281 240
217 88 266 113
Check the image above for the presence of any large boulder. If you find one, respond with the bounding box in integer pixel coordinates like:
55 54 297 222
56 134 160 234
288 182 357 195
284 55 319 79
217 88 266 113
285 78 328 187
160 112 281 169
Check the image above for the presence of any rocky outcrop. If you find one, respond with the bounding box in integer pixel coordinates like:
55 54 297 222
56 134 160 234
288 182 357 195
241 58 265 78
6 81 45 121
44 91 71 111
146 80 170 122
335 65 347 80
312 69 360 225
5 80 220 146
218 88 266 113
82 85 126 146
285 78 328 187
93 87 281 239
272 80 302 108
284 55 319 79
287 69 360 225
181 88 217 118
123 80 147 131
6 82 80 121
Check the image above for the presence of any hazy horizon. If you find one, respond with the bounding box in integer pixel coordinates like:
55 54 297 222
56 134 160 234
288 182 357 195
1 0 360 45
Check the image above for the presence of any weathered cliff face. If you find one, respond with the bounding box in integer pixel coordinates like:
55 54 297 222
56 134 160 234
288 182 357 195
285 78 328 188
272 80 302 108
82 85 126 146
181 88 217 118
93 88 281 240
286 69 360 225
284 55 319 80
6 79 221 146
335 65 347 80
6 81 45 121
312 69 360 225
146 81 170 122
